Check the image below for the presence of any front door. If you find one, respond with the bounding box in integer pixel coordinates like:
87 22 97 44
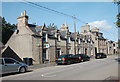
42 49 46 63
85 48 87 55
57 49 61 58
95 47 97 55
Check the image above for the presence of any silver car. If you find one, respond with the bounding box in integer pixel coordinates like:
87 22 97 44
0 58 28 75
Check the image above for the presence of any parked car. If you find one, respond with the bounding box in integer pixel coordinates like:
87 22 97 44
95 53 107 59
55 54 80 65
0 58 28 75
74 54 90 62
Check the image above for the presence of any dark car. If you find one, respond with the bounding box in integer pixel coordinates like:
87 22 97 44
55 54 80 65
95 53 107 59
74 54 90 62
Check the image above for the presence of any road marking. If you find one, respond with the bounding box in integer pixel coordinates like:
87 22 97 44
41 65 83 78
41 74 56 78
41 66 75 77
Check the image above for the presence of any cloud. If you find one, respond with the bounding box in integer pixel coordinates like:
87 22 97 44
88 20 112 29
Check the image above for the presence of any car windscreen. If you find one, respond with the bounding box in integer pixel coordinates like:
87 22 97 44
59 54 72 57
75 54 84 56
96 53 102 55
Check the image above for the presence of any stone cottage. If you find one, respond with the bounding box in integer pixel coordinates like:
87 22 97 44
2 11 43 64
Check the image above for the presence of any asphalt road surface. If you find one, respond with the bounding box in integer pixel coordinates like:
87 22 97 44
1 55 119 80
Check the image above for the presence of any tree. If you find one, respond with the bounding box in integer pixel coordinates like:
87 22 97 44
113 0 120 27
47 23 58 29
116 13 120 27
118 39 120 48
1 17 17 45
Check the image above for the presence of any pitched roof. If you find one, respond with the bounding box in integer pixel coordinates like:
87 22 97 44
47 28 57 39
60 31 67 40
70 32 80 41
98 37 106 40
28 24 43 36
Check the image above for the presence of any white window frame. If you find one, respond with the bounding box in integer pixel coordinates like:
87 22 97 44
68 37 71 43
46 34 48 42
78 39 81 44
58 35 61 41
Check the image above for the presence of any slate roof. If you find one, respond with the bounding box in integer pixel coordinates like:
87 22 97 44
28 24 59 39
60 31 67 40
47 28 57 39
28 24 43 36
70 33 76 41
98 37 106 40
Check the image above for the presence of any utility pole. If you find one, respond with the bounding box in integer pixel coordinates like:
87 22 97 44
74 16 77 55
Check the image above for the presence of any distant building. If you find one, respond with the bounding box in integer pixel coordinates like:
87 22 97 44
80 24 117 56
107 40 118 55
80 24 95 57
91 27 107 54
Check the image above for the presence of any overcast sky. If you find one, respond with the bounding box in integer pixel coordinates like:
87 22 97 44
2 1 118 41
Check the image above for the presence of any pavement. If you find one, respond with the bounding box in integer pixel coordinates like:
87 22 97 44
28 62 57 70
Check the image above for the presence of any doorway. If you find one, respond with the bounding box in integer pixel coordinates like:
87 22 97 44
85 48 87 55
95 47 97 55
57 49 61 58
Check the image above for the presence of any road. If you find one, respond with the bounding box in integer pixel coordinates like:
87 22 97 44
1 55 119 80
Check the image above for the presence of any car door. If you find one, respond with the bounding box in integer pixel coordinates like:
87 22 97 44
85 55 88 60
73 55 79 63
67 54 73 63
3 58 20 73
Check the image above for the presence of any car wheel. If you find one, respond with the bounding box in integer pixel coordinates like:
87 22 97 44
79 60 81 63
81 59 84 62
97 56 100 59
57 63 61 65
88 59 90 61
19 67 26 73
67 61 71 65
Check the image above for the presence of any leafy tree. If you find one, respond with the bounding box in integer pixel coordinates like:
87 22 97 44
118 40 120 48
47 23 58 29
1 16 17 45
116 13 120 27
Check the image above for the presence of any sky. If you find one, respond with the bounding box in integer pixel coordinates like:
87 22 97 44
2 1 119 41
